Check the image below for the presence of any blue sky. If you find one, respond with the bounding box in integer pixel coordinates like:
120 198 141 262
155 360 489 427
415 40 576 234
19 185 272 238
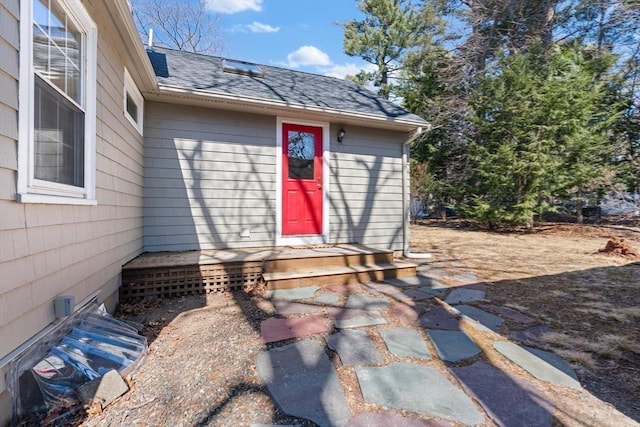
204 0 377 78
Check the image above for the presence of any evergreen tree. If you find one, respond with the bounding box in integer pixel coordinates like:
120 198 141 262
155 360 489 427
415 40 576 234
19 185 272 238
466 43 616 227
342 0 425 99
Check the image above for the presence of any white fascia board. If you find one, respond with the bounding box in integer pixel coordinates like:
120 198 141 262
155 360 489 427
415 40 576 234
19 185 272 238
106 0 158 92
152 84 429 132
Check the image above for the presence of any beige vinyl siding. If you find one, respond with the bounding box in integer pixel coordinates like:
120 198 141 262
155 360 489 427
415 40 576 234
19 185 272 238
143 102 277 251
328 125 405 251
0 2 145 417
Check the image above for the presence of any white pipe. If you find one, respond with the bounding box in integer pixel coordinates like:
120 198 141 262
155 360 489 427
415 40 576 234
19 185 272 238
401 125 432 259
148 28 154 48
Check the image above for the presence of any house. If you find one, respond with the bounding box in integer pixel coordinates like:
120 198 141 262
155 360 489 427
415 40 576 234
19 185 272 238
0 0 428 423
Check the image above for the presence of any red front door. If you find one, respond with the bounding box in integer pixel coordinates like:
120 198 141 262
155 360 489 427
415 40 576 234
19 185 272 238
282 123 323 235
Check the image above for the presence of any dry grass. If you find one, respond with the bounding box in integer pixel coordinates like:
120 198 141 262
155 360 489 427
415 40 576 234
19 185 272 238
410 220 640 421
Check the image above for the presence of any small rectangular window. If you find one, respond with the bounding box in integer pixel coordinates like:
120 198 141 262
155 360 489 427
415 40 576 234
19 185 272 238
123 68 144 135
126 93 138 123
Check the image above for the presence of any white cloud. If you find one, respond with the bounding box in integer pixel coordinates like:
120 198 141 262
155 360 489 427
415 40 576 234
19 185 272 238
205 0 262 14
286 46 331 68
321 63 377 79
247 21 280 33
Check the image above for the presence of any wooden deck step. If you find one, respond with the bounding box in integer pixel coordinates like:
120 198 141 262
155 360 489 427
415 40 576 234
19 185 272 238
263 261 417 290
263 247 393 273
119 244 418 300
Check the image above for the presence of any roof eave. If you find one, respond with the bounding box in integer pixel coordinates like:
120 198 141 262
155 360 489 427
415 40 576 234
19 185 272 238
104 1 158 92
147 84 429 132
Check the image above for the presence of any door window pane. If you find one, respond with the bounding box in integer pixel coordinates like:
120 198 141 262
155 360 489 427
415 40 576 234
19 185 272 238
288 131 315 179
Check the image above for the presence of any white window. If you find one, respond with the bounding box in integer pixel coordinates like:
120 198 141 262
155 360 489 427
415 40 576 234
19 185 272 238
123 68 144 135
18 0 97 204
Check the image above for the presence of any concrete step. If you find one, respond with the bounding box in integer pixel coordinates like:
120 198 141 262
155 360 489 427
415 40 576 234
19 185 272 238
263 261 417 290
263 246 394 273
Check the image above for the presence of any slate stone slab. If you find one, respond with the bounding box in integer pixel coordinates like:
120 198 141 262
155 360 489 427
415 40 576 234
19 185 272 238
445 288 485 304
326 307 387 329
315 292 340 306
451 272 478 284
356 363 484 426
326 330 383 366
268 286 319 301
417 285 447 297
380 327 431 360
389 302 420 325
261 315 329 344
384 276 429 287
345 294 389 311
477 304 536 325
419 306 460 331
426 330 481 362
523 346 578 381
255 340 350 427
493 341 581 390
363 281 403 295
451 361 553 427
251 425 299 427
325 283 361 294
272 300 323 316
402 289 434 301
510 325 554 347
454 304 504 332
347 412 451 427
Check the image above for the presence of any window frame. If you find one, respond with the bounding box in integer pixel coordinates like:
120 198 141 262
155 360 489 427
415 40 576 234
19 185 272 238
123 67 144 135
18 0 98 205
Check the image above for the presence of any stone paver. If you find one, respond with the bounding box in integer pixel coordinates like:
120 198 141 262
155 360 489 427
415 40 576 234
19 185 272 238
454 304 504 332
345 294 389 311
326 330 383 366
445 288 485 304
426 330 481 362
255 340 350 427
268 286 319 301
401 288 434 301
493 341 581 390
260 315 328 344
363 282 403 295
523 346 578 381
347 412 452 427
477 304 537 325
380 327 431 360
389 302 422 325
326 307 387 329
356 363 484 426
451 272 478 284
417 285 447 296
315 292 340 306
419 306 460 330
272 300 323 316
452 361 554 427
510 325 554 347
325 283 361 294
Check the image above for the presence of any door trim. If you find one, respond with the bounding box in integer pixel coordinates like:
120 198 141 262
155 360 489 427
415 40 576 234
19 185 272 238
276 117 330 246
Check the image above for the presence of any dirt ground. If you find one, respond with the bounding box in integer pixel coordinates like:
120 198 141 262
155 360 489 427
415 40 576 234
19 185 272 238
67 220 639 426
410 219 640 422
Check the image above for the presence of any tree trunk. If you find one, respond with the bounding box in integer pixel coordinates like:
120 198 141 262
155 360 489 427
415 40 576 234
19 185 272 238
576 191 584 224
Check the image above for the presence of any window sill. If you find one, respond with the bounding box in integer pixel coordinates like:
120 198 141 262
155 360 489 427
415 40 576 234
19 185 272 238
18 193 97 206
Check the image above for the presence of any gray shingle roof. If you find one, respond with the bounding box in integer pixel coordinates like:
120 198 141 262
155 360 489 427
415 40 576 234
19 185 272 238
147 47 428 127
